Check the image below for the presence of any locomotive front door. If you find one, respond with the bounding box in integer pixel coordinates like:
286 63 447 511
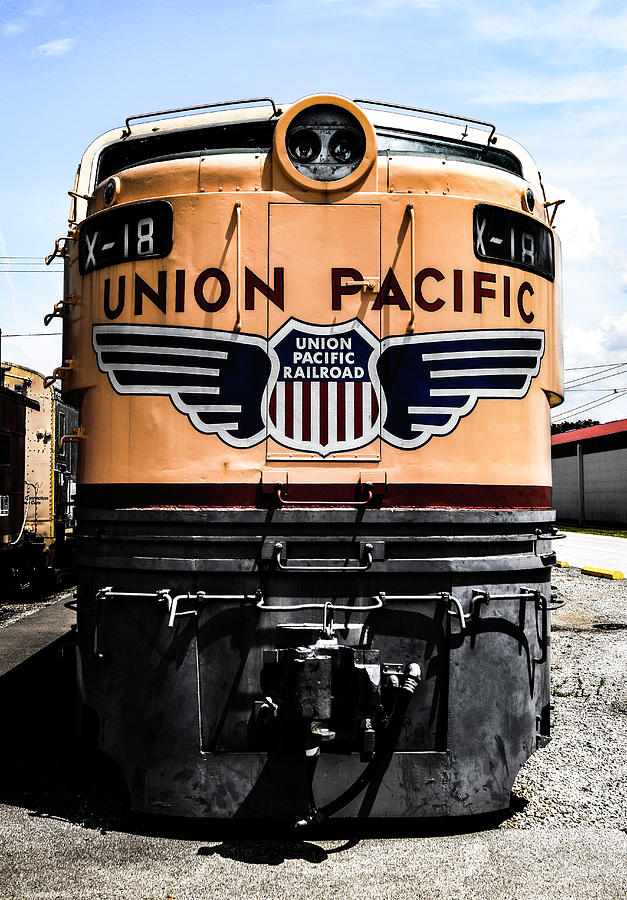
266 203 381 462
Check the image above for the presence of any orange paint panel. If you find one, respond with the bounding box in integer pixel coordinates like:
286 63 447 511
66 143 562 494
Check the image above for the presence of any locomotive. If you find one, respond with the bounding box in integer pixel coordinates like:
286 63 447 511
53 94 563 822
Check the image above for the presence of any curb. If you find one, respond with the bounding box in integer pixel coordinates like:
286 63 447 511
581 566 624 580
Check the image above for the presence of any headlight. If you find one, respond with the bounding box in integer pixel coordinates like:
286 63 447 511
287 128 322 164
273 94 377 192
329 128 364 164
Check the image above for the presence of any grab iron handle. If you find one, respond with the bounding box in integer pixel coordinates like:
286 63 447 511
257 593 384 636
256 596 384 613
275 483 373 508
273 541 373 571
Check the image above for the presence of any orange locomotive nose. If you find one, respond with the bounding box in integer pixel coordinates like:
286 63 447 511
60 94 563 820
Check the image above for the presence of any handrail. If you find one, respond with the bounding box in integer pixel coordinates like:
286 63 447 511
93 587 262 654
275 483 373 508
379 590 466 630
273 541 373 572
234 202 242 332
407 203 415 333
354 99 497 146
257 593 384 637
121 97 281 138
256 596 384 613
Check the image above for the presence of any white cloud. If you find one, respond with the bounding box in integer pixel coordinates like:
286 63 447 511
600 311 627 353
30 37 74 57
563 312 627 369
2 22 27 36
546 185 601 261
26 2 54 17
470 1 627 54
287 0 445 15
466 67 627 105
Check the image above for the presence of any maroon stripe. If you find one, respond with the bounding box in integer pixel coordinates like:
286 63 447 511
77 483 553 510
302 381 311 442
320 381 328 447
269 388 276 426
337 382 345 442
284 381 293 439
354 382 363 439
371 387 379 425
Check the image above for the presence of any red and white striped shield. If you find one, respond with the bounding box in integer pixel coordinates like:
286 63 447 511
265 319 381 456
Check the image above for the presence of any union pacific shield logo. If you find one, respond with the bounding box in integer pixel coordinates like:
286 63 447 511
265 319 381 456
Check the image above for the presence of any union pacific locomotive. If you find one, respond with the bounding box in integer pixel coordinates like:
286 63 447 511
52 94 563 822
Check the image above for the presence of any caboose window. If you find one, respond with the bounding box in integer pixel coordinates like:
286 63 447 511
96 121 277 183
375 128 522 177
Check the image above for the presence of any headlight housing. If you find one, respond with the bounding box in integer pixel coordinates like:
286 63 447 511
273 95 376 191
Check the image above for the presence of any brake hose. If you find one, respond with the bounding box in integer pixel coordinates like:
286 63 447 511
293 662 420 829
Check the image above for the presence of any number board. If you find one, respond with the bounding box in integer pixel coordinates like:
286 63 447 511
78 200 173 274
473 203 555 282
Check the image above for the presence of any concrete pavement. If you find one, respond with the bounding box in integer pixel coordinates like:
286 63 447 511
556 531 627 575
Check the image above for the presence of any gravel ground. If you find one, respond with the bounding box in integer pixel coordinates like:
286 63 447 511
0 590 70 628
505 567 627 830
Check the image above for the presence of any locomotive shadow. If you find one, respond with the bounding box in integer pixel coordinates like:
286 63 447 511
0 630 132 833
0 620 529 846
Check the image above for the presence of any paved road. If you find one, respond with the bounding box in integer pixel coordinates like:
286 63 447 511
0 594 75 677
557 531 627 575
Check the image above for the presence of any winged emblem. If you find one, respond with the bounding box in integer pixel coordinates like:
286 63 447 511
92 324 271 447
93 321 545 454
378 328 545 449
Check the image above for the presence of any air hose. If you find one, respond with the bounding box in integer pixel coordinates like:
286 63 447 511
292 662 420 830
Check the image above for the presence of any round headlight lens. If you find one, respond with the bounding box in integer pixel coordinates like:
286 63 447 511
329 129 363 164
525 187 535 212
103 178 117 205
287 129 322 164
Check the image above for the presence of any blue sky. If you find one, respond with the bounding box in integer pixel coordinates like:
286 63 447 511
1 0 626 422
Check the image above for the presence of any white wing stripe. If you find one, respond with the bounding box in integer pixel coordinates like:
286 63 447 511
422 349 539 362
110 363 220 376
408 406 464 415
431 388 532 397
97 343 228 360
170 385 220 394
430 367 536 379
190 404 242 413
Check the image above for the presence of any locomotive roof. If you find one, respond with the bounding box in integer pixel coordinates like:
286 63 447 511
70 97 543 225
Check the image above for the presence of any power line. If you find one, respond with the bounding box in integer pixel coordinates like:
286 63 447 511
564 363 627 388
553 390 627 418
564 362 627 370
552 389 627 421
1 332 62 337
